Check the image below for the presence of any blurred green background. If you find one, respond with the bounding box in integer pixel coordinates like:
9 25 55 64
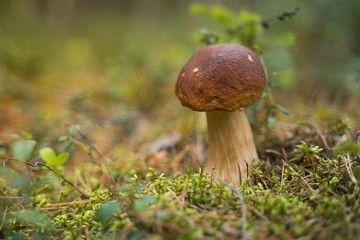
0 0 359 155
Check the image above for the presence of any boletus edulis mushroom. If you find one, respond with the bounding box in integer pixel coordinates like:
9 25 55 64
175 43 266 187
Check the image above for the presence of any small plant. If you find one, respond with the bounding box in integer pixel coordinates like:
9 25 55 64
294 141 323 165
190 3 295 158
39 147 69 168
9 132 36 162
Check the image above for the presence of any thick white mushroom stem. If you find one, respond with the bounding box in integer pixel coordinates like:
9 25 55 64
205 109 258 187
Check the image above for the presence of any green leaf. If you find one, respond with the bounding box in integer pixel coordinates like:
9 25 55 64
98 200 123 223
273 104 290 115
21 131 34 140
68 125 80 138
58 135 69 143
39 147 69 167
52 153 69 167
15 210 52 229
9 172 27 189
190 3 234 26
134 196 156 213
10 140 36 161
261 91 268 99
39 147 57 163
10 134 23 140
199 28 219 45
267 116 277 124
47 153 69 167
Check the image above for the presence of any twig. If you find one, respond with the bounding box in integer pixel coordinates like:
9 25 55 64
0 205 7 231
27 161 89 198
243 159 269 190
238 163 242 186
66 124 116 187
261 101 271 159
265 149 282 157
310 123 330 150
185 201 204 212
0 179 24 210
2 158 12 168
247 204 270 222
0 196 24 199
84 217 92 240
357 131 360 157
322 185 338 197
2 158 89 198
166 187 177 197
280 163 285 190
281 148 289 163
281 160 315 192
227 8 300 35
211 173 249 240
260 7 300 29
343 155 357 184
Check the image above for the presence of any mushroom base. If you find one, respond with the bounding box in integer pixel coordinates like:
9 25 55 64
205 109 258 187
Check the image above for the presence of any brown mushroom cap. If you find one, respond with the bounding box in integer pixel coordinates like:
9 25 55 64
175 44 266 111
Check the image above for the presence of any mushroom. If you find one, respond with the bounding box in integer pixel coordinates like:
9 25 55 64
175 44 266 187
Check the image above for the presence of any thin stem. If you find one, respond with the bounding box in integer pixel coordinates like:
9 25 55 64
280 164 285 190
27 162 89 198
261 100 270 159
66 123 116 187
281 160 315 192
243 158 269 189
3 158 89 198
211 173 249 240
357 131 360 157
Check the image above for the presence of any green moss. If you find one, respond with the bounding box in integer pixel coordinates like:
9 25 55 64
2 144 360 239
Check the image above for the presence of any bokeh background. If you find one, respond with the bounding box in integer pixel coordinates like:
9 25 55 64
0 0 359 169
